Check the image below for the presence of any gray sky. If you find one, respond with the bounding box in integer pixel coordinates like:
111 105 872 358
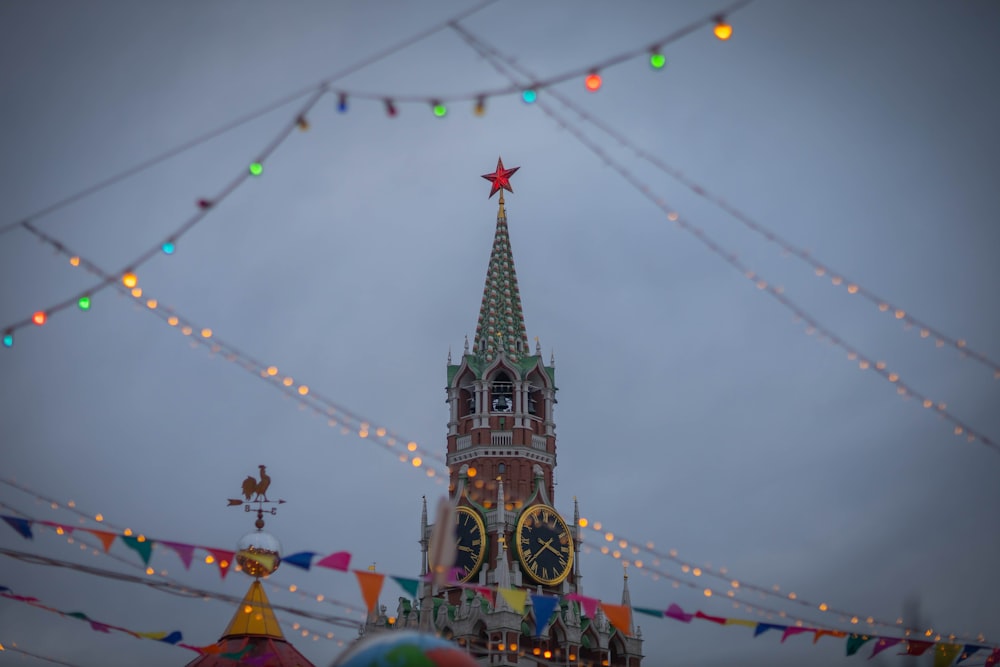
1 2 998 666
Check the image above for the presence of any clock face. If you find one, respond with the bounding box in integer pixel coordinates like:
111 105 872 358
454 506 487 583
515 504 574 586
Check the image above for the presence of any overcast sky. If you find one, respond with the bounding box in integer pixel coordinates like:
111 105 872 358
1 2 998 666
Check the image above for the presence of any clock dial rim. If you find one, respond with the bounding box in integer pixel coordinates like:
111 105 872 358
454 505 487 583
515 503 574 586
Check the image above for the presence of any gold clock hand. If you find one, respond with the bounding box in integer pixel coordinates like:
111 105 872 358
541 541 562 557
457 545 474 553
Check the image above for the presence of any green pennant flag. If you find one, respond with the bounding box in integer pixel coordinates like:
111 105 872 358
847 634 874 656
121 535 153 566
391 576 420 598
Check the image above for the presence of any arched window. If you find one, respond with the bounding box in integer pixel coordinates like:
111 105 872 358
491 372 513 413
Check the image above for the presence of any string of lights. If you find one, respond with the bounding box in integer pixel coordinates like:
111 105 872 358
1 87 324 344
452 28 1000 380
8 223 450 478
0 481 368 622
576 520 995 647
454 25 999 454
0 490 361 645
0 0 503 238
0 644 85 667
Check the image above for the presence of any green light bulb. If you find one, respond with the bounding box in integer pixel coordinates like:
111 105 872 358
78 296 91 311
650 53 666 69
433 104 447 117
522 89 538 104
2 332 12 348
249 162 263 176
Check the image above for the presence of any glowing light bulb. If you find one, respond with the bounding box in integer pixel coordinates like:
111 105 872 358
2 331 13 348
296 115 310 131
32 311 47 326
474 96 486 116
69 256 81 267
122 272 138 288
714 17 733 40
161 241 176 255
432 102 447 117
649 51 666 69
521 89 537 104
337 92 348 113
584 72 602 91
77 296 91 311
249 162 264 176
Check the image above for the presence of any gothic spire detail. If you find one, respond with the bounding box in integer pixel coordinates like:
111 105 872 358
473 160 529 362
621 563 636 636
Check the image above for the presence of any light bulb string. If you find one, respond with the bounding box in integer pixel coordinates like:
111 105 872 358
579 523 994 646
0 644 84 667
2 87 326 337
0 484 369 620
463 32 1000 380
0 0 504 238
456 26 998 454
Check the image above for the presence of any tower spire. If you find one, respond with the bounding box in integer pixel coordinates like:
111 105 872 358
474 157 529 362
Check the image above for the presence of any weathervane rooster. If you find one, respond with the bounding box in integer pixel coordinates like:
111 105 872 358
241 465 271 502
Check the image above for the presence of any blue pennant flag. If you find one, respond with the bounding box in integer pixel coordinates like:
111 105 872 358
282 551 317 570
530 594 560 636
2 516 33 539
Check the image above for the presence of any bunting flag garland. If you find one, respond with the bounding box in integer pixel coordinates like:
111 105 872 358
936 644 963 667
902 640 937 656
987 648 1000 667
205 548 235 579
0 586 184 648
726 618 757 629
84 528 118 553
634 607 666 619
282 551 317 570
695 610 727 624
753 623 786 638
958 645 984 664
315 551 352 572
846 634 874 656
2 515 34 538
665 602 693 622
120 535 153 566
159 541 195 569
391 576 420 598
814 630 848 643
565 592 599 619
781 627 811 643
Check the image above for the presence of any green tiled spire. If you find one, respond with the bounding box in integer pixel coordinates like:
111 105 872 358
473 191 529 362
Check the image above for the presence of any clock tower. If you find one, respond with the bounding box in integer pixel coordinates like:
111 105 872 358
363 159 643 666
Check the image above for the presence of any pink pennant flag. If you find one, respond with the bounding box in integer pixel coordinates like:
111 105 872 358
781 627 812 643
665 603 693 623
316 551 352 572
985 648 1000 667
159 541 195 569
870 637 903 658
565 592 599 619
40 521 75 535
206 548 234 579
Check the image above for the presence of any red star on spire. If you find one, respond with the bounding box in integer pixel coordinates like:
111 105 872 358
481 157 520 199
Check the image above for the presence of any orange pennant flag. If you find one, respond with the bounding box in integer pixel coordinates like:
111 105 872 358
85 529 117 553
498 587 526 614
813 629 847 643
354 571 385 614
601 603 632 635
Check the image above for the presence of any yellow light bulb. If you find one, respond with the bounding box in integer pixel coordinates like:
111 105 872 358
714 21 733 40
122 272 138 288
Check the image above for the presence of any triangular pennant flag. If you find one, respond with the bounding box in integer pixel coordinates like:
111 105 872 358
206 548 234 579
901 640 935 656
498 587 526 615
530 594 560 636
634 607 665 618
180 643 223 655
782 626 812 643
665 603 693 623
814 629 847 643
754 623 786 637
566 593 600 618
474 586 495 607
39 521 75 535
935 643 963 667
0 585 9 592
601 603 632 635
957 645 984 664
282 551 317 570
120 535 153 566
2 516 33 539
85 529 117 553
695 610 727 624
985 648 1000 667
316 551 351 572
847 634 874 656
89 620 113 633
354 571 385 614
391 576 420 598
66 611 89 620
159 541 194 569
870 637 903 658
726 618 757 628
